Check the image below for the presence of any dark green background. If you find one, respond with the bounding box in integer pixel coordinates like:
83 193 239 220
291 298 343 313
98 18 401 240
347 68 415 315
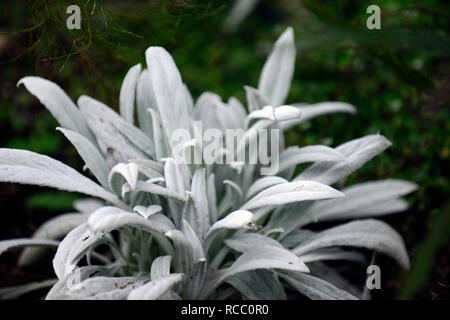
0 0 448 299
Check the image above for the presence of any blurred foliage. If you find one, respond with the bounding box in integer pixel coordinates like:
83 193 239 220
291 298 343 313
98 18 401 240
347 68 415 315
399 204 450 299
0 0 448 298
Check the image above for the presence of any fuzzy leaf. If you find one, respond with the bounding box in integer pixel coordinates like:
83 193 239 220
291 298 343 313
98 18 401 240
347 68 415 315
242 181 344 210
148 109 169 160
127 274 184 300
88 207 174 235
57 127 110 189
280 102 356 131
225 233 282 253
0 238 59 257
295 134 392 185
17 76 96 144
227 97 247 129
292 219 410 269
227 270 286 300
181 220 205 261
299 248 366 264
279 271 359 300
52 223 96 280
185 258 207 299
206 173 218 224
246 176 288 200
67 276 145 300
299 179 418 226
136 69 156 136
78 95 153 159
258 27 296 106
0 148 123 208
207 210 258 237
204 245 309 297
247 105 301 123
146 47 192 147
277 145 346 174
120 64 141 123
190 168 210 239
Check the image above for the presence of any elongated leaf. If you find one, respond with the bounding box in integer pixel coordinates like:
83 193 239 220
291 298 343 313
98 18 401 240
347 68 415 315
181 220 205 262
203 245 309 297
280 102 356 131
57 127 110 189
190 168 210 239
182 83 195 118
112 121 155 159
78 96 153 159
279 271 359 300
258 27 296 106
299 248 366 263
127 274 184 300
17 76 96 144
0 279 57 300
294 134 392 185
242 181 344 210
227 97 247 129
88 207 174 235
185 258 207 299
269 202 316 238
120 64 141 123
277 145 346 174
0 238 58 257
225 233 282 253
246 176 287 200
247 105 301 123
194 92 224 131
194 92 244 133
0 148 123 208
164 159 191 226
207 210 258 237
227 270 286 300
146 47 192 148
148 109 169 160
136 69 156 136
67 276 145 300
164 159 190 196
299 179 418 226
292 219 410 269
206 173 217 224
223 179 243 202
124 181 186 202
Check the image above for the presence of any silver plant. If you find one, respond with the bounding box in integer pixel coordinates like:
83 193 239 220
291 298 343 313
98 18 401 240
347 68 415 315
0 27 417 300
